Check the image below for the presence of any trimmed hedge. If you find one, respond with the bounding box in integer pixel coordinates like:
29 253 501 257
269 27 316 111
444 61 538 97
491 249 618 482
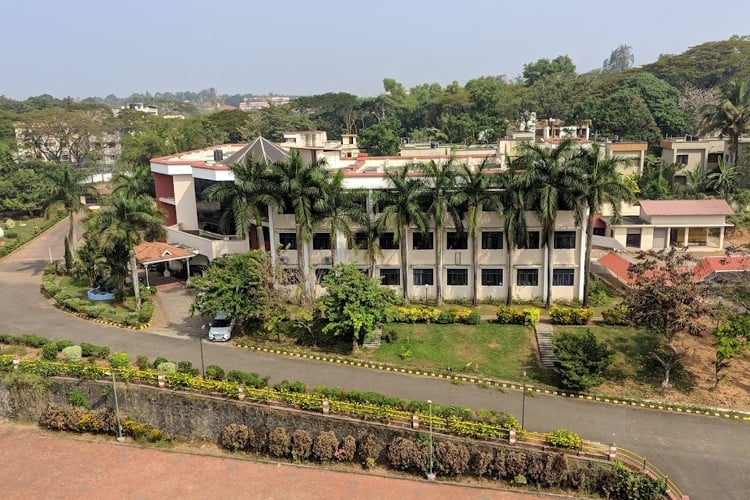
549 306 593 325
385 306 481 325
496 306 540 325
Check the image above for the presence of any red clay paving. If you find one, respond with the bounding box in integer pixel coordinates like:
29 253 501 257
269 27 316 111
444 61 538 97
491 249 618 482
0 425 547 500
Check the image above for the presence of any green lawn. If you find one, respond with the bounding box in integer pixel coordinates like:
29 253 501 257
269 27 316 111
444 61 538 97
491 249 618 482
365 322 535 381
56 276 148 324
0 212 65 258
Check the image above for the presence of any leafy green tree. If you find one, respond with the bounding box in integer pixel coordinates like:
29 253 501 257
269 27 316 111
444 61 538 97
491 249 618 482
518 138 585 308
700 78 750 167
589 89 662 147
523 55 576 85
315 171 367 265
189 251 275 331
456 159 497 305
577 144 634 307
377 165 429 302
42 163 98 249
321 264 399 352
638 157 683 199
625 249 713 388
707 157 740 200
621 72 689 137
714 314 749 387
94 195 164 311
602 44 634 74
496 168 529 306
359 120 400 156
552 329 614 391
111 163 156 199
421 159 462 306
203 156 272 250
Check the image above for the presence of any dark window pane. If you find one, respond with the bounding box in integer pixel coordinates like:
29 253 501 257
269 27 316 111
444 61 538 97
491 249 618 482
481 268 503 286
279 232 297 250
626 229 641 248
552 268 575 286
413 268 434 286
380 269 400 285
481 231 503 250
517 269 539 286
313 233 331 250
446 232 468 250
413 232 434 250
554 231 576 249
447 269 468 286
518 231 540 249
379 232 399 250
315 268 331 283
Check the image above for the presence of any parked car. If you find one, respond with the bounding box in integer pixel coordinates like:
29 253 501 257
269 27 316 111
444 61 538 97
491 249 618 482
207 311 235 341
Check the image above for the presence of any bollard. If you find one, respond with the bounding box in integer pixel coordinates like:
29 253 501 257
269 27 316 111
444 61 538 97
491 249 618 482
238 385 245 400
608 443 617 461
508 429 516 444
12 358 19 370
157 373 165 388
412 413 419 430
322 398 329 415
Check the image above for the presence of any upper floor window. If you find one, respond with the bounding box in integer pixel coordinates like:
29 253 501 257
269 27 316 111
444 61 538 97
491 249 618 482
518 231 540 249
446 232 468 250
313 233 331 250
379 232 399 250
380 268 400 286
481 231 503 250
554 231 576 249
413 232 434 250
279 232 297 250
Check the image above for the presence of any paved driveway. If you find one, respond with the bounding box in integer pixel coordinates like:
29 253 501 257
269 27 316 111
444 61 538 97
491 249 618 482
1 219 749 499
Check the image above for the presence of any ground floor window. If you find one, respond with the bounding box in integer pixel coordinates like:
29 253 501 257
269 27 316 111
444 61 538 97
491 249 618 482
481 268 503 286
552 268 575 286
279 232 297 249
626 228 641 248
413 268 434 286
517 269 539 286
380 268 400 286
447 268 468 286
315 268 331 283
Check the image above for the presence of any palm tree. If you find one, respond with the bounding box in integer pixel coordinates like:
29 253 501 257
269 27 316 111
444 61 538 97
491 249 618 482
707 157 740 200
495 167 529 306
700 79 750 167
358 216 383 278
420 158 462 307
111 164 156 199
95 194 164 311
315 171 368 266
42 163 98 250
576 144 635 307
456 159 498 305
268 151 327 293
377 165 428 303
202 156 271 250
518 138 585 308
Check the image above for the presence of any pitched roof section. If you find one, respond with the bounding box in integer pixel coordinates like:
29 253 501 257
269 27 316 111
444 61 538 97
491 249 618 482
639 199 733 217
135 242 195 265
222 136 289 166
597 252 634 283
691 255 750 282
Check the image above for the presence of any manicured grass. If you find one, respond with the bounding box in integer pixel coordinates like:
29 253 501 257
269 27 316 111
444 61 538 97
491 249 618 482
57 276 143 323
0 213 65 258
365 322 535 381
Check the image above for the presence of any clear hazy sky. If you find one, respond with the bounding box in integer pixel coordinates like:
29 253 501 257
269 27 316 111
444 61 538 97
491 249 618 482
3 0 749 100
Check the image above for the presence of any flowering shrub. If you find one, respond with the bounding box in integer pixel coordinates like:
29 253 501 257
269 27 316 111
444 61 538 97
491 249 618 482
602 305 631 326
496 306 540 325
386 306 478 324
549 306 593 325
545 429 582 450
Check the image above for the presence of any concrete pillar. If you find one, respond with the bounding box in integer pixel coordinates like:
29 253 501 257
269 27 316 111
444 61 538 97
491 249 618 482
719 226 725 249
157 374 165 388
12 358 19 369
322 398 329 415
412 414 419 430
683 228 689 247
268 204 277 268
238 385 245 400
608 443 617 460
508 429 517 444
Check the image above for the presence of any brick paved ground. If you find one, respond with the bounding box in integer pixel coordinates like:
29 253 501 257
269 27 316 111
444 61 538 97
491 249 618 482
0 423 549 500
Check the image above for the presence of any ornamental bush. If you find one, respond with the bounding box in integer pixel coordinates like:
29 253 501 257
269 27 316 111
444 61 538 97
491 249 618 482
248 426 267 452
336 435 356 462
227 369 270 388
434 441 470 476
157 362 177 374
545 429 583 450
136 355 149 370
496 306 539 325
61 345 82 363
55 340 74 351
66 389 91 409
205 364 225 380
357 433 381 464
549 306 594 325
312 430 338 462
219 423 251 452
292 429 313 460
602 305 631 326
268 427 291 457
108 352 129 369
177 360 198 376
469 449 493 477
80 342 109 359
41 342 59 361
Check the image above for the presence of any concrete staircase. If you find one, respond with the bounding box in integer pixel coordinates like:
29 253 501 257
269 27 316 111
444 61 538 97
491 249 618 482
534 321 556 368
362 329 382 349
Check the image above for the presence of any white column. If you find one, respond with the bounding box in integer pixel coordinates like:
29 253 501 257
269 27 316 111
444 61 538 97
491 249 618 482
268 205 277 267
578 215 588 303
542 244 549 302
683 227 689 247
719 226 725 249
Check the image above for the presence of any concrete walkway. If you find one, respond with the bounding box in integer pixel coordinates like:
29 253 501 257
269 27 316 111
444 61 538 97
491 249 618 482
2 220 750 499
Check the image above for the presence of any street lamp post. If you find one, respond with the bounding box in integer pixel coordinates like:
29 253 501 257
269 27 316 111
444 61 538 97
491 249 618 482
521 370 527 430
427 399 435 481
106 370 124 443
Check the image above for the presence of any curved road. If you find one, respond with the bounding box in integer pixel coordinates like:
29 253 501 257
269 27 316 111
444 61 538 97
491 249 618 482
1 221 748 499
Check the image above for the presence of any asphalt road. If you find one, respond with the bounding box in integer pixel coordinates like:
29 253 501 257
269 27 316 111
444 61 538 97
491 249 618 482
1 220 749 499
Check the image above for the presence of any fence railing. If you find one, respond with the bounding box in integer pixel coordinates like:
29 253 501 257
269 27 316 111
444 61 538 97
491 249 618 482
618 446 684 499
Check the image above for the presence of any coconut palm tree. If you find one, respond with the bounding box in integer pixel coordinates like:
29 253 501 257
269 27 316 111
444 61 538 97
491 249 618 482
455 159 498 305
94 194 164 311
41 163 98 250
495 167 529 306
420 158 462 307
377 165 428 303
202 156 272 250
576 144 634 307
707 157 740 200
357 216 383 278
700 79 750 167
518 138 585 308
267 151 327 293
315 171 368 266
111 163 156 199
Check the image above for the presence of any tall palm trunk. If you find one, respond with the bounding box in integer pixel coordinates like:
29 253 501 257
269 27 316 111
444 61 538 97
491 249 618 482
545 228 554 309
470 230 478 306
435 228 443 307
296 226 307 293
506 246 514 306
582 215 595 308
330 227 337 267
255 212 266 251
130 251 141 312
400 225 409 303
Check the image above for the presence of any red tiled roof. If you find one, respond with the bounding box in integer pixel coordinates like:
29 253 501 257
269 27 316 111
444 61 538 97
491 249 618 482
639 199 733 217
597 252 634 283
134 242 194 264
691 255 750 282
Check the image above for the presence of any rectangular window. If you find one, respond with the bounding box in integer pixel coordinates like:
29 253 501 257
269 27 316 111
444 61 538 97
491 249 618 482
552 268 575 286
349 232 368 250
626 228 642 248
481 231 503 250
379 232 399 250
279 232 297 250
481 268 503 286
413 232 434 250
313 233 331 250
446 232 468 250
481 202 497 212
676 154 688 165
554 231 576 249
315 268 331 283
518 231 540 249
447 269 468 286
707 153 722 163
413 268 434 286
281 267 300 285
517 269 539 286
380 269 400 286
